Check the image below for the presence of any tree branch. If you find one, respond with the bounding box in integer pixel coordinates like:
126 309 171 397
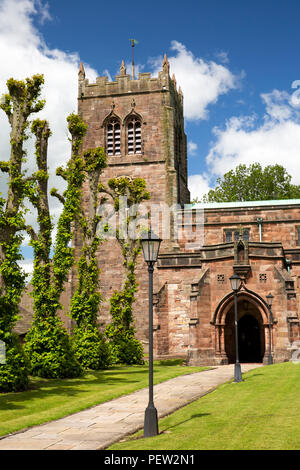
25 225 38 243
50 188 65 205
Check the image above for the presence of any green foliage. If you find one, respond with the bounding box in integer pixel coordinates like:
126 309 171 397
107 331 144 365
0 334 30 393
0 238 28 392
70 243 108 371
101 176 149 365
202 163 300 203
106 288 136 339
70 245 102 327
0 74 46 392
25 114 88 379
70 147 109 369
83 147 107 174
108 267 137 332
0 236 26 330
51 116 87 292
1 74 45 121
72 325 110 370
67 113 88 148
106 320 144 365
24 316 82 379
106 275 144 365
107 176 150 212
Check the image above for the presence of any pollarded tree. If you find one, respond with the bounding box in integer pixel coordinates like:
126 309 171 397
69 147 111 370
0 74 45 392
101 177 150 365
24 114 88 378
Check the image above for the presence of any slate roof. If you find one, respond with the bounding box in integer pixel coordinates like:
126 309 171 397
191 199 300 210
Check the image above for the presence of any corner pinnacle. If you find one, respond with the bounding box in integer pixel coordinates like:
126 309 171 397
162 53 170 73
120 60 126 76
78 62 86 80
172 73 177 88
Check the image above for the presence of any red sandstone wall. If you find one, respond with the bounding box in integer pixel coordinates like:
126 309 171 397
202 205 300 247
74 64 300 364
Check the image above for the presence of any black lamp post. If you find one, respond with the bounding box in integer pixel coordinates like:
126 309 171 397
266 293 274 365
230 272 242 382
141 230 162 438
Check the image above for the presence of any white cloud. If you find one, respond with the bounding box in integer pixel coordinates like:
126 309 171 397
102 69 112 82
188 141 198 156
188 87 300 199
149 42 240 121
19 259 34 280
164 41 240 121
214 51 229 64
124 61 145 79
261 89 293 122
0 0 98 241
188 173 212 201
205 87 300 185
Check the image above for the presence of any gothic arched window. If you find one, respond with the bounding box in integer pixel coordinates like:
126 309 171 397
106 118 121 156
127 117 142 155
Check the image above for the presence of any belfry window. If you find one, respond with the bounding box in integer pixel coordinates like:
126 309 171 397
107 119 121 156
127 117 142 154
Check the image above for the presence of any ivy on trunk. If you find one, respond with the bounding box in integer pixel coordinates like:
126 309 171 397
24 114 87 378
70 147 110 370
0 75 45 391
101 177 150 364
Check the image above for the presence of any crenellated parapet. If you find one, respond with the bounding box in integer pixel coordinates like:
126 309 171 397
78 55 183 108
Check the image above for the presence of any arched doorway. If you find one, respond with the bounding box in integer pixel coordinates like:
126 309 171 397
238 314 262 362
224 298 265 363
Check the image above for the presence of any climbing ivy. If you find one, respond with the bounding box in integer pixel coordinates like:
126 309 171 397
0 74 45 391
70 147 110 370
24 114 87 378
101 177 150 364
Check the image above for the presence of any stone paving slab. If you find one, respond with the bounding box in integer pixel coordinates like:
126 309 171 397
0 363 261 451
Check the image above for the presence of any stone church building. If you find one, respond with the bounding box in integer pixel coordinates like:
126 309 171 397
74 56 300 366
18 55 300 366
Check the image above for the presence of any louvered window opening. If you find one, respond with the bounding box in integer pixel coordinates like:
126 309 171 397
107 119 121 156
128 119 141 154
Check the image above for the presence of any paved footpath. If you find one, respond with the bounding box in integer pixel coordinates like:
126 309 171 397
0 363 261 450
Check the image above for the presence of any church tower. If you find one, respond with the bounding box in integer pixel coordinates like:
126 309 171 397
77 55 190 208
75 55 190 347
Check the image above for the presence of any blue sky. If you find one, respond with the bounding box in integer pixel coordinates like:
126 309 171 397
1 0 300 275
35 0 300 189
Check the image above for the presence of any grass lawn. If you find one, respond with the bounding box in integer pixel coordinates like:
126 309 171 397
109 362 300 451
0 359 207 438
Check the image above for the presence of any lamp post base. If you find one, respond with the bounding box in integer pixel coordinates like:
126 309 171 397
234 362 242 382
267 355 273 365
144 403 158 438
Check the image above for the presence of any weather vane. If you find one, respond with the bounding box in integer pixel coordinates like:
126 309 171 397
129 39 138 80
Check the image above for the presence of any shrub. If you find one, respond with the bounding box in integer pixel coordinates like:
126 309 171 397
106 325 144 365
72 324 111 370
24 316 83 379
106 289 144 366
0 334 30 393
